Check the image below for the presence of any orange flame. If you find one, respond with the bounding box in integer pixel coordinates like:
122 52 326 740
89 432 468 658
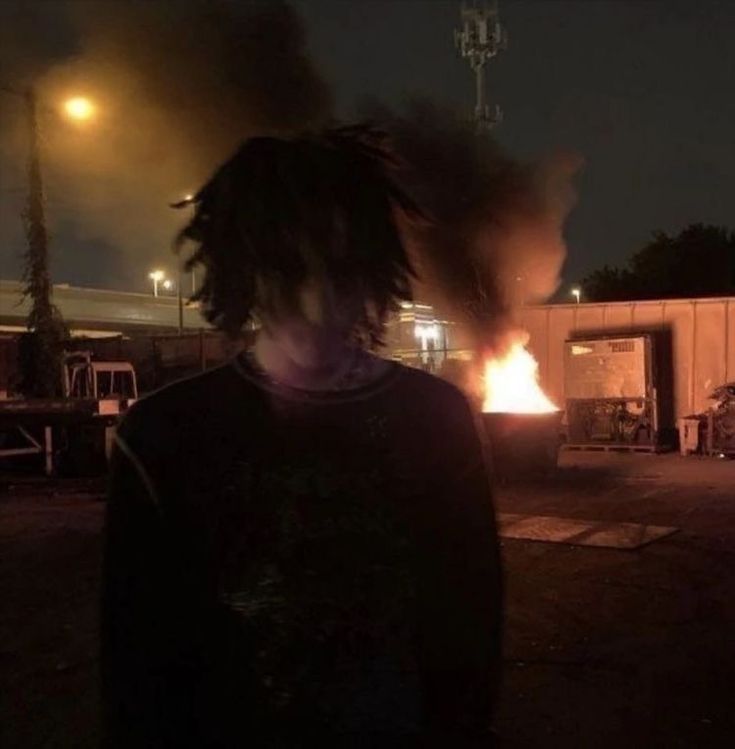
482 340 558 413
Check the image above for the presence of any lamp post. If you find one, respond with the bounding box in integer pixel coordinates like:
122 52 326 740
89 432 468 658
571 287 581 304
176 262 184 335
515 275 525 306
183 193 197 296
170 192 197 335
149 270 165 297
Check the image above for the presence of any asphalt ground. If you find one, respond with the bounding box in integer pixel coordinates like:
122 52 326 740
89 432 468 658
494 452 735 748
2 452 734 748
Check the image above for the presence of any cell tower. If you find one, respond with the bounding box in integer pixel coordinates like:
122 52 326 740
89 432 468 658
454 0 508 133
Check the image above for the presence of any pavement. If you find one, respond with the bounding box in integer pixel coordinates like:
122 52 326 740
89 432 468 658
2 453 735 747
494 452 735 748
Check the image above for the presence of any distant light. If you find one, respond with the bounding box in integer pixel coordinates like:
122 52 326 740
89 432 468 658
571 344 594 356
184 193 194 202
64 96 95 121
414 323 440 342
162 279 173 291
149 270 165 282
571 286 581 303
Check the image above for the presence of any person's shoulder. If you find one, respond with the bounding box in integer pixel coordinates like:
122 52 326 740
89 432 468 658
393 362 472 408
390 362 481 433
118 361 252 443
390 363 485 453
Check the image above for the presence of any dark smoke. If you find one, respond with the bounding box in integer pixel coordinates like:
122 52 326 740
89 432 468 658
383 102 581 357
0 0 332 289
1 2 580 369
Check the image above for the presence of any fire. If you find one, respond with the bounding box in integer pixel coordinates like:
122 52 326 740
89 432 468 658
482 340 558 414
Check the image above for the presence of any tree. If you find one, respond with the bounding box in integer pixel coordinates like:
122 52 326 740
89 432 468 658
20 89 66 398
582 265 639 302
582 224 735 302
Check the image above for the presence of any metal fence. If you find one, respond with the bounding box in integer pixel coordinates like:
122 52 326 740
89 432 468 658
0 331 246 398
75 332 246 393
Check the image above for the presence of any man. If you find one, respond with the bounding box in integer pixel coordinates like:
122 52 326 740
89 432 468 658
102 126 503 747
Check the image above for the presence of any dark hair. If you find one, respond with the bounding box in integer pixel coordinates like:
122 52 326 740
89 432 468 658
175 124 422 345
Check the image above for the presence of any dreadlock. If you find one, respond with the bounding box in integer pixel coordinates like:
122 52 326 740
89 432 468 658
174 124 423 346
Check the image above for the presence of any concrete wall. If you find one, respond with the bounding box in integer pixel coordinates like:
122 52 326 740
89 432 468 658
518 297 735 427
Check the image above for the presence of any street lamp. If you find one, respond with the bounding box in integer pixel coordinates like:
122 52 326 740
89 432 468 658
162 279 174 292
149 270 165 297
63 96 95 122
178 194 198 294
515 275 525 306
571 287 581 304
170 192 198 332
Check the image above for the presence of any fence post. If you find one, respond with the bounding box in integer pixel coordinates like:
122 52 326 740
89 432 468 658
152 337 159 390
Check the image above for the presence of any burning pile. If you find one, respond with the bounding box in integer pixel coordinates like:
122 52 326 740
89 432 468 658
480 332 561 481
482 336 557 414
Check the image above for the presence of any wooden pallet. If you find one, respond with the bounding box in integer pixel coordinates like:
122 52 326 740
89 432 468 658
561 443 661 454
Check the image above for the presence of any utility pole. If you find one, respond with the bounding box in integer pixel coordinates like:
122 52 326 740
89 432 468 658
455 1 507 134
177 262 184 335
454 3 509 357
169 193 197 335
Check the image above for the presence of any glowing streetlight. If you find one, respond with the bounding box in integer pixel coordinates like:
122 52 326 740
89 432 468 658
571 286 581 304
162 279 174 292
63 96 95 122
515 275 525 306
149 269 165 297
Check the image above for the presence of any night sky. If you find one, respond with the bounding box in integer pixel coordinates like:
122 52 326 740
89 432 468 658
1 0 734 296
297 0 735 292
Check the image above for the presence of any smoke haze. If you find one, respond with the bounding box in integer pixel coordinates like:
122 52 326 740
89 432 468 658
0 0 331 289
1 1 580 362
383 102 582 356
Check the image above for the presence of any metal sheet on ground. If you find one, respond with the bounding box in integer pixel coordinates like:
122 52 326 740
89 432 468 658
497 512 678 549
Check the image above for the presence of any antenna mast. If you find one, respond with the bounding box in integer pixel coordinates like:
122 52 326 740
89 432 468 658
454 0 507 133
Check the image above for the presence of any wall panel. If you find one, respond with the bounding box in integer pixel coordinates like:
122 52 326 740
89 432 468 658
521 299 735 427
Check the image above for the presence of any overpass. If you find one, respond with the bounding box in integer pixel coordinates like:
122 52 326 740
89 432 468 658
0 280 209 336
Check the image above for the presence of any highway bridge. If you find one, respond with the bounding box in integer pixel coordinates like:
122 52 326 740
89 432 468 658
0 280 208 336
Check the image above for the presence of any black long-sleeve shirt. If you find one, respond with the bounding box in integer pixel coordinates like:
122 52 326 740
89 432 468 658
101 355 502 748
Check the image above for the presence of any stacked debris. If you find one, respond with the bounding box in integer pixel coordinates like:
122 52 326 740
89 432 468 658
679 382 735 456
708 382 735 456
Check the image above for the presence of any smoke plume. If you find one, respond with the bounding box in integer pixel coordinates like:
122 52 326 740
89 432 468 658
0 0 332 289
1 1 580 366
383 102 582 357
